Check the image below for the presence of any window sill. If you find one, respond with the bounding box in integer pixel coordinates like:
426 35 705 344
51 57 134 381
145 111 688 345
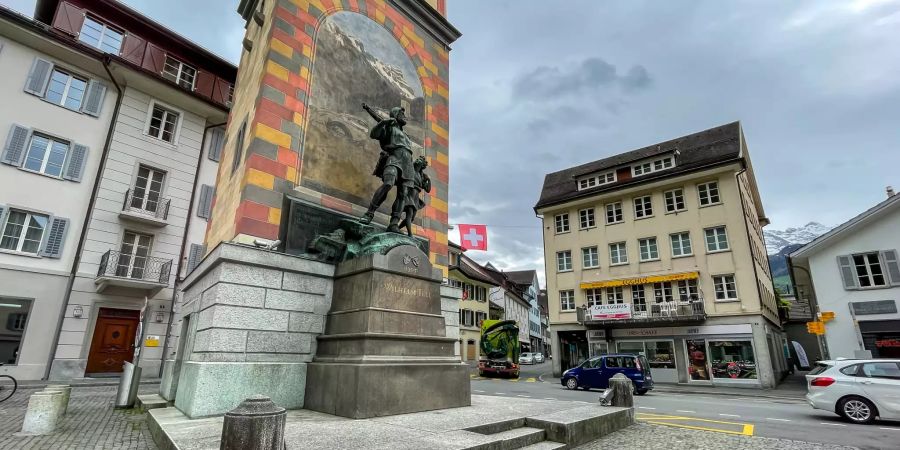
609 262 629 267
639 258 661 263
634 215 654 221
18 166 67 181
852 285 893 291
39 96 89 116
672 254 694 259
665 209 687 215
579 226 596 231
606 221 624 226
142 132 178 148
583 265 600 270
557 269 573 273
706 249 731 255
554 230 571 236
0 248 42 258
560 309 576 313
699 202 723 209
714 299 740 303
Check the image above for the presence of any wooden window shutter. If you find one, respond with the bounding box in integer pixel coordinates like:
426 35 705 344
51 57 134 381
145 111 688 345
882 250 900 286
63 143 89 182
186 243 206 275
212 77 230 105
2 124 31 167
194 71 215 98
40 216 70 258
24 58 53 96
119 34 146 65
197 184 214 219
208 127 225 162
81 80 107 117
0 204 7 231
52 2 85 36
837 255 858 290
141 43 166 74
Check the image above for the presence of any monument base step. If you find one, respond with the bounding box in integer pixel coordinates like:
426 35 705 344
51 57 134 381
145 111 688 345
146 395 633 450
136 394 171 412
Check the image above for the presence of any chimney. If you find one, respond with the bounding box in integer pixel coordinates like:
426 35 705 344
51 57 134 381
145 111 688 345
888 186 896 198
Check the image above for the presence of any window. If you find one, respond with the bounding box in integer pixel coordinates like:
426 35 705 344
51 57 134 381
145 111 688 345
232 118 247 174
0 298 32 364
633 195 653 218
1 210 48 254
670 232 692 257
459 309 476 327
853 253 886 288
713 275 738 301
677 279 699 301
664 188 685 213
708 341 757 379
582 246 599 269
653 282 674 303
554 213 570 233
860 362 900 380
560 290 575 311
78 16 124 54
638 237 659 261
605 202 623 224
698 181 721 206
578 177 597 190
705 226 729 252
162 55 197 90
585 288 602 307
23 134 69 178
577 171 616 190
609 242 627 265
148 103 179 143
44 68 88 110
116 231 153 279
556 250 572 272
129 166 165 214
646 341 676 369
631 286 647 312
607 286 624 304
579 208 595 229
632 156 674 176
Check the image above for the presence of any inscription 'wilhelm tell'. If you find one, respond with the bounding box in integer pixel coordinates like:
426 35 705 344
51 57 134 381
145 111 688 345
383 280 430 298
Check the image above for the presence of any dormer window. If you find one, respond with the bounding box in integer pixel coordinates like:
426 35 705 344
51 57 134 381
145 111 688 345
162 56 197 90
632 156 674 177
79 16 124 54
577 171 616 190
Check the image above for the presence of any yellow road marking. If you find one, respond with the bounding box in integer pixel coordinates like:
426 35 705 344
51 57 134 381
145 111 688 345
637 413 754 436
525 377 537 382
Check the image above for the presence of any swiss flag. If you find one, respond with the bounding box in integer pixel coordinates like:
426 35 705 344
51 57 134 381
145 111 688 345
458 224 488 251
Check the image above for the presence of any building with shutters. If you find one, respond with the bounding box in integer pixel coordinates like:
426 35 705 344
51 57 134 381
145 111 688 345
0 0 235 381
447 243 499 362
536 122 789 388
504 270 545 354
789 188 900 360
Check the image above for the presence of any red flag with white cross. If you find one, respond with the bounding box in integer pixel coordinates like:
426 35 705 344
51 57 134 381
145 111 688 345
458 224 488 251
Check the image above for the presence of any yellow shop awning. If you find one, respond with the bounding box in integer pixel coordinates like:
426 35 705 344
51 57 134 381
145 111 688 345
579 271 699 289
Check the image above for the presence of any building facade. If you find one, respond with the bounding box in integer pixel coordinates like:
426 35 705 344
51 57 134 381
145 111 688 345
505 270 544 354
536 122 788 388
0 0 234 381
789 190 900 360
448 244 498 362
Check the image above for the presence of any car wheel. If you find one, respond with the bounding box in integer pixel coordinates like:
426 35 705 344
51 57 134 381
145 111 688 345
478 370 484 377
635 389 648 396
838 396 877 424
565 378 578 390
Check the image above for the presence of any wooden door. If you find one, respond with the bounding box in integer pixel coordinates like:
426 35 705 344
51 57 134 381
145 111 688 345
466 340 476 361
86 308 139 374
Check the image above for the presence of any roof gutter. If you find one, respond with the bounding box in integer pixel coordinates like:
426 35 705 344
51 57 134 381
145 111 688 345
44 55 123 380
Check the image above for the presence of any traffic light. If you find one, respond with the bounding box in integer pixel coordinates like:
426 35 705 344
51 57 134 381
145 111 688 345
820 311 835 322
806 321 825 335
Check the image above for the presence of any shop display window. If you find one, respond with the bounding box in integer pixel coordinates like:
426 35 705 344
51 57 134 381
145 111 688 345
687 339 710 380
0 298 32 364
709 340 757 379
646 341 676 369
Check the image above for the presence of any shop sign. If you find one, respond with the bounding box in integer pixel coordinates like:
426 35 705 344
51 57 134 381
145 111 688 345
587 330 606 341
876 338 900 348
611 324 752 338
589 304 632 320
851 300 897 316
579 271 699 289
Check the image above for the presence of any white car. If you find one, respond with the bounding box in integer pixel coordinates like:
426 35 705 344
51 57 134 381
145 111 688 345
805 359 900 424
519 353 535 365
533 353 545 363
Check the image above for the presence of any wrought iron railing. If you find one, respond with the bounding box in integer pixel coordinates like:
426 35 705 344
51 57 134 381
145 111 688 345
577 300 706 324
121 188 170 220
97 250 172 285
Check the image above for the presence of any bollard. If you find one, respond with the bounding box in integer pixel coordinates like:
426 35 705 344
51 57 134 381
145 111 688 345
607 373 634 407
44 385 72 416
21 391 63 435
42 388 66 421
221 395 286 450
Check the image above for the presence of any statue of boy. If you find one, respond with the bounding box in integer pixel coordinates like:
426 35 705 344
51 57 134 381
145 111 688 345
360 103 414 233
398 156 431 236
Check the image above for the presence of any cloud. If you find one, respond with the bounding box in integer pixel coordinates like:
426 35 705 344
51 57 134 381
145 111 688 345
512 57 652 101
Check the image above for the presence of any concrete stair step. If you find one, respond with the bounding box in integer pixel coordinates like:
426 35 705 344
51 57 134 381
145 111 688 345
485 426 546 450
518 441 567 450
136 394 170 412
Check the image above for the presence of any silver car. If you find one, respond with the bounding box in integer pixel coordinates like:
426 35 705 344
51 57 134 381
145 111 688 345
806 359 900 424
519 353 535 365
533 353 545 363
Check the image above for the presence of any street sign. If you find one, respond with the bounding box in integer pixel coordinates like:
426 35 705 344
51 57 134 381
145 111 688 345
806 321 825 335
820 311 835 322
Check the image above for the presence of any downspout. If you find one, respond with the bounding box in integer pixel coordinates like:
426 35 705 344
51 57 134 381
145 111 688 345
44 56 124 380
158 120 226 378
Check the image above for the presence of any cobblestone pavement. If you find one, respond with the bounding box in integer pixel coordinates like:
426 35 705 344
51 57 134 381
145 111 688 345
577 422 859 450
0 384 159 450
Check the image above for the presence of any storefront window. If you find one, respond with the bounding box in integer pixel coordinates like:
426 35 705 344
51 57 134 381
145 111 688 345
589 342 609 358
0 298 32 365
709 340 757 379
646 341 676 369
618 341 644 355
687 339 710 380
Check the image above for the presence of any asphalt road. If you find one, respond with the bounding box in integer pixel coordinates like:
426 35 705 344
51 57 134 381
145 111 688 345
472 362 900 450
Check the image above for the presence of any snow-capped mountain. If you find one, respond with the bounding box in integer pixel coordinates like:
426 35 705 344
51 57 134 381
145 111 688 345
326 21 417 100
763 222 832 255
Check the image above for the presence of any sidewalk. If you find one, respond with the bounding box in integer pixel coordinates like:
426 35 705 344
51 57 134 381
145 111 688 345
14 378 161 389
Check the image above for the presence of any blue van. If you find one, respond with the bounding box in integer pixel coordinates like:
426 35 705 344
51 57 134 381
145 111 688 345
561 354 653 395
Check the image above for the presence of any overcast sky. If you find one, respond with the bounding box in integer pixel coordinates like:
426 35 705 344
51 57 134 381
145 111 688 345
5 0 899 285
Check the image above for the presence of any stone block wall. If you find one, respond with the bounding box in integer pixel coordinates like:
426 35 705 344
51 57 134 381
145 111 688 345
165 242 334 418
441 284 461 357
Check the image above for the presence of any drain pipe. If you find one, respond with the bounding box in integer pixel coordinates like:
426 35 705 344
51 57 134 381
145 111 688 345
43 56 124 380
158 120 226 378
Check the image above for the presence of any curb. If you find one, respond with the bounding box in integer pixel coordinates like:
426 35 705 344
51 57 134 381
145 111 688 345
649 387 805 401
15 379 162 389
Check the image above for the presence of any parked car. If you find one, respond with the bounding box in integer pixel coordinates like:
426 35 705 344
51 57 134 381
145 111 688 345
561 354 653 395
519 353 535 365
533 353 545 363
806 359 900 424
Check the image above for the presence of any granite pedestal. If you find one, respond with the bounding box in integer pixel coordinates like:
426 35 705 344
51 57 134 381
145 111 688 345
304 245 470 419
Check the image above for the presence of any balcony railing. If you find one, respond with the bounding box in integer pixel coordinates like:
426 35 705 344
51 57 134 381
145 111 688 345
122 188 170 220
577 300 706 326
96 250 172 292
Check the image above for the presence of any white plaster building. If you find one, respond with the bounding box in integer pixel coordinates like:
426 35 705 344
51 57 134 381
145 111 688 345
789 189 900 359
